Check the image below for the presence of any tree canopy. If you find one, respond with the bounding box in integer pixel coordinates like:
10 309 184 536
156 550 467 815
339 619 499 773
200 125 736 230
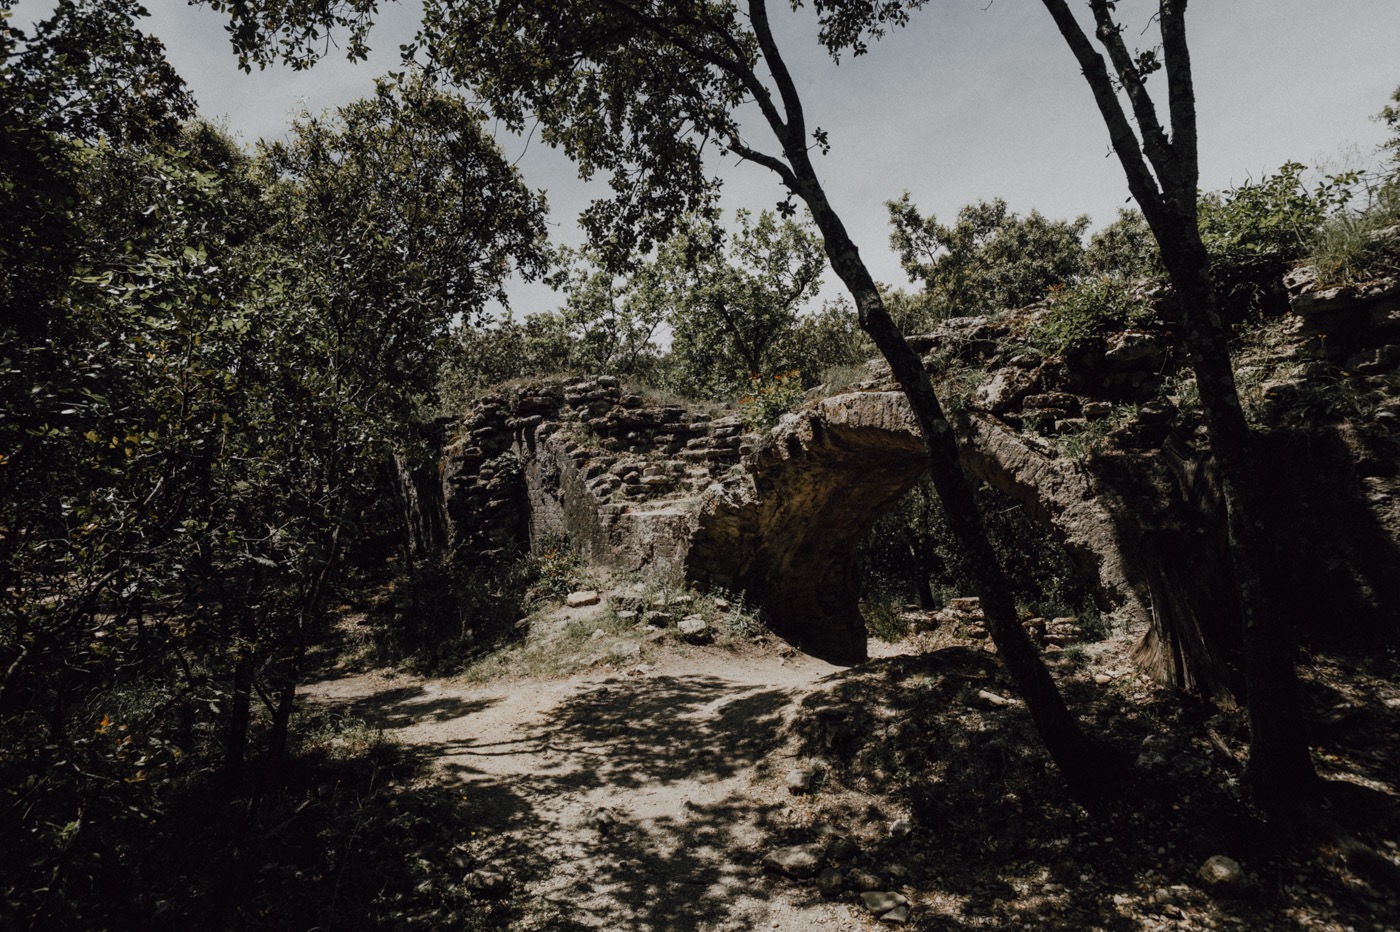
1 0 550 910
888 193 1090 319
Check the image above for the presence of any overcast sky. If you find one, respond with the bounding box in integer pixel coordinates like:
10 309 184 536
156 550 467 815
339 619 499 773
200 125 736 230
15 0 1400 314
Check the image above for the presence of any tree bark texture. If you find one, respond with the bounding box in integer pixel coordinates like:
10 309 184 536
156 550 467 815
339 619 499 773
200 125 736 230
1039 0 1318 807
745 0 1111 796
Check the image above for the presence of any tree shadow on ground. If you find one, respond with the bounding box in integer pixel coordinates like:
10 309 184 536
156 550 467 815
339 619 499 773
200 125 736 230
424 673 824 930
28 714 530 931
789 647 1400 930
328 684 502 729
184 644 1399 931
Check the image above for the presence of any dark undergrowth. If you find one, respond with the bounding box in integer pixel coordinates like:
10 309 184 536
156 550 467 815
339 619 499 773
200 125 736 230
2 709 512 931
784 643 1400 929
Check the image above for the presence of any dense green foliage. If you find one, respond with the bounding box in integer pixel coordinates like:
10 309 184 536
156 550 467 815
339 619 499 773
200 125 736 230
0 2 547 920
1029 276 1156 356
1084 208 1162 280
1196 161 1324 317
1310 85 1400 285
888 193 1090 326
862 478 1092 622
5 0 1398 916
662 209 827 397
441 209 866 414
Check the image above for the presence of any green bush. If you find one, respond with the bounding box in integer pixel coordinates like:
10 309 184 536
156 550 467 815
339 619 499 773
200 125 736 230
1084 208 1164 280
1054 404 1136 461
1029 276 1154 355
1198 161 1325 317
377 554 536 672
861 478 1093 622
861 596 912 642
739 369 806 431
526 536 585 604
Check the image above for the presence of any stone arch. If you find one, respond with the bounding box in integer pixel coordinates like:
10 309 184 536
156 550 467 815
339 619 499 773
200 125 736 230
686 390 1217 679
433 379 1244 690
685 393 931 664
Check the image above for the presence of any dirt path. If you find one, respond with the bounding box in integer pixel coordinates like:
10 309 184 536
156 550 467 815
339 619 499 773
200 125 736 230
302 604 1400 932
304 646 876 930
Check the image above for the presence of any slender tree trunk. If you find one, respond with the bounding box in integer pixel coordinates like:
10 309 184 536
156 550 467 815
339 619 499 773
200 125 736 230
911 543 937 611
739 0 1113 797
266 667 298 778
1037 0 1318 809
833 227 1109 797
224 650 252 788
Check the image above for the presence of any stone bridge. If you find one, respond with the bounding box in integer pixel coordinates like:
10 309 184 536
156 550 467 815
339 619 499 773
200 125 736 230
416 272 1400 692
425 373 1210 671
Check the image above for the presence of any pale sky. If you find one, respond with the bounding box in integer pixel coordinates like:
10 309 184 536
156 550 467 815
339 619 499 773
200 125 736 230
13 0 1400 313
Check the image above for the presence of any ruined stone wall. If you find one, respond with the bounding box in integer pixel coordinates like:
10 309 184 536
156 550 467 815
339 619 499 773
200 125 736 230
439 376 746 580
432 268 1400 687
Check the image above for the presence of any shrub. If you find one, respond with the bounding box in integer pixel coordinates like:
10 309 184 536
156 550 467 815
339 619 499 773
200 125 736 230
1054 404 1136 461
861 596 911 642
1084 208 1164 280
1198 161 1325 317
526 535 584 604
739 369 805 431
1029 276 1155 356
1310 182 1400 285
377 554 536 672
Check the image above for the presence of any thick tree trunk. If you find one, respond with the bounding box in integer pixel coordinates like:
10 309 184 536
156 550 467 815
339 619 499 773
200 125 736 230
1162 249 1319 806
912 544 937 611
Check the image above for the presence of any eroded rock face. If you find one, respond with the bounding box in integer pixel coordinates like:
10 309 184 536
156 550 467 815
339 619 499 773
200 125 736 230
431 266 1399 689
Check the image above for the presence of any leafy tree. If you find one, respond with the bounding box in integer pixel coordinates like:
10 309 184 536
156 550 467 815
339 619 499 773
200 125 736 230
438 311 577 404
786 296 874 383
2 0 193 146
1036 0 1317 809
1381 84 1400 168
1 128 263 926
1084 207 1163 279
662 209 827 397
228 71 550 770
553 245 670 377
1 34 548 914
888 193 1089 318
212 0 1111 794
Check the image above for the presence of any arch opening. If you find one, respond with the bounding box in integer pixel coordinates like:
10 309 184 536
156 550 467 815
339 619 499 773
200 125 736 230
860 477 1098 630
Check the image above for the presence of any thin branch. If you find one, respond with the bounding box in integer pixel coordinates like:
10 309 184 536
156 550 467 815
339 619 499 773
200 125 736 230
725 133 800 189
1038 0 1166 227
596 0 790 140
1087 0 1178 187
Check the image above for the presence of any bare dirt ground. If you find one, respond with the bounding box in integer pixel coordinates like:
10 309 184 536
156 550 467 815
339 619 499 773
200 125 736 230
306 639 863 929
303 602 1400 931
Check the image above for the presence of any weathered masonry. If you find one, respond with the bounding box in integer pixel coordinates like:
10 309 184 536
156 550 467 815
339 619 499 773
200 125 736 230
416 270 1400 693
